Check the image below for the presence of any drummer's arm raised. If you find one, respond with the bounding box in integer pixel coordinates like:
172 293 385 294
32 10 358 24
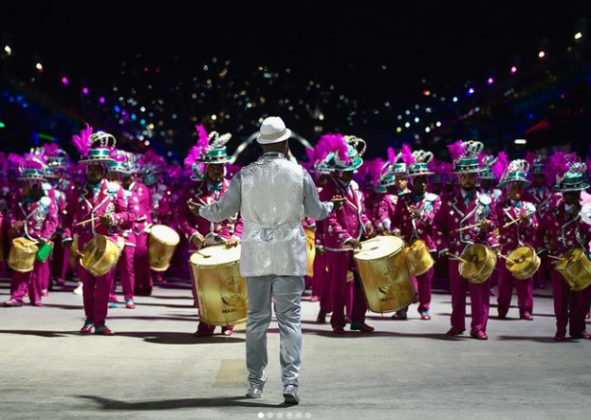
199 173 242 223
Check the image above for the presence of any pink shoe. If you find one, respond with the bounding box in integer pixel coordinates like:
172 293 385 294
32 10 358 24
446 327 465 336
470 331 488 340
222 326 234 336
95 326 115 336
80 322 93 334
32 302 43 307
41 290 49 297
3 299 23 307
310 296 319 302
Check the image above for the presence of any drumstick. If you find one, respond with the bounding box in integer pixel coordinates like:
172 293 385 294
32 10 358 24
76 216 101 226
455 222 483 232
497 253 516 265
447 253 470 264
547 255 566 261
195 251 211 258
502 215 526 229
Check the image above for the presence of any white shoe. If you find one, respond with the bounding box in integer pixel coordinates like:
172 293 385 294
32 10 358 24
246 376 267 399
246 387 264 399
283 384 300 405
73 282 83 295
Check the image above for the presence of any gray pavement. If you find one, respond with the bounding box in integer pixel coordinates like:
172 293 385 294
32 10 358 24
0 275 590 420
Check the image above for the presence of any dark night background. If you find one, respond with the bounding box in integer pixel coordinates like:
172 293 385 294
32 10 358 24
2 1 591 164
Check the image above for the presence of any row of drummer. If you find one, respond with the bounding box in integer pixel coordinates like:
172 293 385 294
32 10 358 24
2 125 591 341
304 136 591 341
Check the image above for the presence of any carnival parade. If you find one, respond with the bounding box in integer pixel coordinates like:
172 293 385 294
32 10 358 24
1 3 591 420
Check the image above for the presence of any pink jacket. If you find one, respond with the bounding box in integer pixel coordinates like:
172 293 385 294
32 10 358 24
129 181 152 235
537 198 591 256
433 191 498 256
177 179 243 249
392 192 442 252
62 180 130 250
319 179 371 252
495 199 537 255
8 191 58 243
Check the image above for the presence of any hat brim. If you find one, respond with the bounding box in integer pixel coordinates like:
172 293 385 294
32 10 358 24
256 129 292 145
79 158 115 164
553 183 590 192
451 168 483 175
198 157 232 164
326 155 363 171
408 171 434 177
499 179 531 188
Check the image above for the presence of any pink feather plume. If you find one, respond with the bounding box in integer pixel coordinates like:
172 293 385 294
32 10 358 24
387 147 397 165
400 144 415 166
72 123 93 158
447 140 467 161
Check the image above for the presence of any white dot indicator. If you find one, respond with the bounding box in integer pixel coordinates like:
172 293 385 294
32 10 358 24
258 413 264 419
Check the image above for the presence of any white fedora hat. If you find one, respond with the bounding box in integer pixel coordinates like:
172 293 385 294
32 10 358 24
256 116 292 144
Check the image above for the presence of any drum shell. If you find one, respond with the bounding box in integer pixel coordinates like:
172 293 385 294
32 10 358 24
405 239 435 276
8 238 38 273
148 225 180 272
354 237 416 313
506 246 540 280
555 249 591 291
189 245 248 326
80 236 122 277
305 228 315 277
459 244 497 284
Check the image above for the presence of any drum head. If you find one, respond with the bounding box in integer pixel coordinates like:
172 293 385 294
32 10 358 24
190 244 242 267
460 244 489 277
507 246 535 273
13 238 37 254
150 225 180 246
354 236 404 261
556 248 583 271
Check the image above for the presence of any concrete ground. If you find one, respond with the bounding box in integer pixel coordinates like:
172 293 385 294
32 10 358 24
0 273 590 420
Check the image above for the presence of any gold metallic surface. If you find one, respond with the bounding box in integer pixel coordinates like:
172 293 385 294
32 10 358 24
79 235 122 277
555 248 591 291
305 228 315 277
189 244 248 326
148 225 181 272
458 244 497 284
404 239 435 276
506 246 540 280
8 238 38 273
354 236 416 313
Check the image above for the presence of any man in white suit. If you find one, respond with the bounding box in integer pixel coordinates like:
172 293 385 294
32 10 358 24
193 116 341 405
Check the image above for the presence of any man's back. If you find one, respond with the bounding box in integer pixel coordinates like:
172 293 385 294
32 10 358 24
239 152 305 277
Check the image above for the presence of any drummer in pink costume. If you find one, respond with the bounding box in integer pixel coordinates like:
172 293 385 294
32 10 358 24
433 141 498 341
495 159 537 321
62 126 130 336
318 134 375 334
178 125 243 337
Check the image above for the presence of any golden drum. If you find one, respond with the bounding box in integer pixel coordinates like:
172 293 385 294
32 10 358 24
354 236 416 313
148 225 180 271
555 248 591 291
305 228 315 277
8 237 38 273
79 235 122 277
404 238 435 276
189 244 248 326
459 244 497 284
506 246 540 280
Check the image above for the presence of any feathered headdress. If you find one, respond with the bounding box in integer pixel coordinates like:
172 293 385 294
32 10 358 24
72 123 94 158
